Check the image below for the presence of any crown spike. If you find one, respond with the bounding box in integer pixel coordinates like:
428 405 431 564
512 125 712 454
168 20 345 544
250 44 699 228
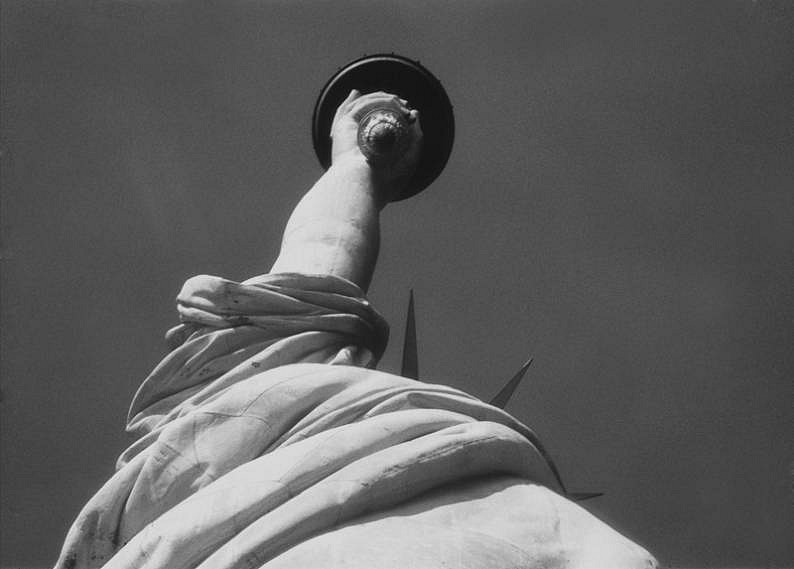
569 492 605 502
401 289 419 379
489 357 533 409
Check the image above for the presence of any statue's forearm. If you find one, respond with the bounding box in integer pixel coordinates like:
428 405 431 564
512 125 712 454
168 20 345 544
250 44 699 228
269 155 386 291
269 90 422 292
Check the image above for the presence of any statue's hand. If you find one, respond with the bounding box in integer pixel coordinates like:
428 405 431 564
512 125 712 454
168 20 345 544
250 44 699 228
331 90 423 195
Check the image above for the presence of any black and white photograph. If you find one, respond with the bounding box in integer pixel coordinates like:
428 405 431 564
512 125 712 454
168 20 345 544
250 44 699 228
2 2 793 568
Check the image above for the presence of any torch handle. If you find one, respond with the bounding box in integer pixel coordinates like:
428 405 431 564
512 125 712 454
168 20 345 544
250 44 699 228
356 108 410 166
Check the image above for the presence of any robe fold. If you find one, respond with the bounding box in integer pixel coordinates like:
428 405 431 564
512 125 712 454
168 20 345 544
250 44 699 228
55 273 655 569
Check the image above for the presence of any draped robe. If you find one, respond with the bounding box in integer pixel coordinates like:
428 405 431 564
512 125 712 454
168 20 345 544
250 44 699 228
55 273 655 569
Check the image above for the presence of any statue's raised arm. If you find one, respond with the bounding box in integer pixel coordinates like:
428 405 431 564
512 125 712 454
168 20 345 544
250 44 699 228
270 89 422 291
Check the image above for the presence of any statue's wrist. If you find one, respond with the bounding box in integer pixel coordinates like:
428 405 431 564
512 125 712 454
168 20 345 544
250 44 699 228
328 153 404 206
330 150 369 171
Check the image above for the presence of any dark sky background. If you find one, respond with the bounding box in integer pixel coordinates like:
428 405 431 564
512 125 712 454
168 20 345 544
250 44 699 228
2 1 794 567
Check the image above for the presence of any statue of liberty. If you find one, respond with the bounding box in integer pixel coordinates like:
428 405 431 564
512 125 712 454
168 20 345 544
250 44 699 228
55 55 656 569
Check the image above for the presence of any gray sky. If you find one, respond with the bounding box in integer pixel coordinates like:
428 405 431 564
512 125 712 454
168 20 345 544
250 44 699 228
2 1 793 567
